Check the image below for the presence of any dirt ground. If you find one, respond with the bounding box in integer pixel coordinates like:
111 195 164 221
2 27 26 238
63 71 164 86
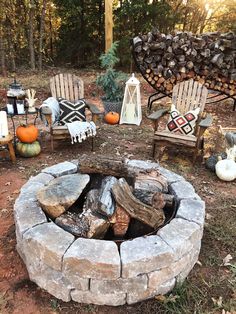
0 71 235 314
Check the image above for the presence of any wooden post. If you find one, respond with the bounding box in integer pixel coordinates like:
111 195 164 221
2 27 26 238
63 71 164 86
105 0 113 52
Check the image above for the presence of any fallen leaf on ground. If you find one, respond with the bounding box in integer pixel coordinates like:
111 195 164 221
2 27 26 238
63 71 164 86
100 142 108 148
212 296 223 307
222 309 232 314
222 254 233 266
196 260 202 266
155 295 166 302
206 213 213 220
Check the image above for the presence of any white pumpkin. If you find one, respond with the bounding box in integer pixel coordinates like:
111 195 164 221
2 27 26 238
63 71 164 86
215 159 236 181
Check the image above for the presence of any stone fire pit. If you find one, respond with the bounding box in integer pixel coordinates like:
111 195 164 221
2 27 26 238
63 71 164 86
14 159 205 306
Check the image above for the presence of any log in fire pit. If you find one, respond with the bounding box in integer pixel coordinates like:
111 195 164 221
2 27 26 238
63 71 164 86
14 157 205 306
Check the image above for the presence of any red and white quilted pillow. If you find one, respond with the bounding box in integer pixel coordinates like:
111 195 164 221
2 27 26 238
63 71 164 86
166 104 200 135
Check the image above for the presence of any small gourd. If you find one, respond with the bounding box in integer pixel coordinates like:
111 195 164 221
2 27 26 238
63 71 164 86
104 111 120 125
16 124 38 143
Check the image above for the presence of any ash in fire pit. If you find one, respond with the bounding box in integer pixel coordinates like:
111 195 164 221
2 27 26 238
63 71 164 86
37 156 176 242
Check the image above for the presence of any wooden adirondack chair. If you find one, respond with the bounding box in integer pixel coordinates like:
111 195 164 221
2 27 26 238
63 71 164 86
40 73 101 151
148 79 212 162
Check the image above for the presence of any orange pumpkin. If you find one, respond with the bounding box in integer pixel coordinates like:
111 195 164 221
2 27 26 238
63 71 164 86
104 111 120 125
16 124 39 143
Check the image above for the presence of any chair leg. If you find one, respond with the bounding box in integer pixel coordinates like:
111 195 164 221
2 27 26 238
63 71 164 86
193 138 204 164
193 151 198 164
152 140 156 159
8 141 16 162
50 135 54 152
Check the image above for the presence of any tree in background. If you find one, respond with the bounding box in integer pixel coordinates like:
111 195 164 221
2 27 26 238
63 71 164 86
54 0 104 67
0 0 235 74
0 1 7 76
38 0 47 71
29 0 36 70
114 0 178 67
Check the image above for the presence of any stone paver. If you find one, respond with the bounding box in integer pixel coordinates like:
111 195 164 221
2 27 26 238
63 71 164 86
127 278 176 304
169 181 200 200
14 199 47 238
157 218 202 260
158 166 185 183
176 250 200 283
23 222 74 271
63 238 120 280
21 173 54 191
28 262 72 302
176 199 205 227
71 290 126 306
90 274 148 294
42 161 78 177
120 235 174 278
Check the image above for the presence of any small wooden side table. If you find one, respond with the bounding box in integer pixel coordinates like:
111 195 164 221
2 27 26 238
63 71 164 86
0 134 16 162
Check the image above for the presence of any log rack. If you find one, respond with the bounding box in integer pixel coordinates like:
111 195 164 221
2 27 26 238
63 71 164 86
131 31 236 113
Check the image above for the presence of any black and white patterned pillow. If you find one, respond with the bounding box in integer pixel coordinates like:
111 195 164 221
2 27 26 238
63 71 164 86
58 98 87 125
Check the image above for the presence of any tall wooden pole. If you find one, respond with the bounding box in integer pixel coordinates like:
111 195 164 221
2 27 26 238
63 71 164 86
105 0 113 52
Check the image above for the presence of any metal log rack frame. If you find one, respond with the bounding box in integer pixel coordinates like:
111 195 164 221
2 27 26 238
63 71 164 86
147 90 236 112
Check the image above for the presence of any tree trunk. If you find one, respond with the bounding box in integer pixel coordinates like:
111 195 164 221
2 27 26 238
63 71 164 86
0 25 7 76
38 0 47 71
98 0 103 54
29 0 36 70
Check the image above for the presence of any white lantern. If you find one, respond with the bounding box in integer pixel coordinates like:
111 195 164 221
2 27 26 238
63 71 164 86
0 111 9 138
119 73 142 125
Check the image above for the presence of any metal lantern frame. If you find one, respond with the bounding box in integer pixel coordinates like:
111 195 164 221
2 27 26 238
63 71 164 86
119 73 142 126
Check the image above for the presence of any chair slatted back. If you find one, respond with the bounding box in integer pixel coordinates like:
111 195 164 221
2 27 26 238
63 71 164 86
50 73 84 103
172 79 208 115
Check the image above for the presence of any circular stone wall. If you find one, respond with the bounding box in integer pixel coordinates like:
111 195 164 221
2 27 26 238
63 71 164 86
14 159 205 306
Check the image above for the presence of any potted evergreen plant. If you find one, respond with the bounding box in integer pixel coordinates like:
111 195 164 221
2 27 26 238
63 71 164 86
96 41 128 114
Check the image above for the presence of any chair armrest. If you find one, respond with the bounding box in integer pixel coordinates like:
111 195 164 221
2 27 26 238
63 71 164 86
199 114 212 128
147 108 169 132
147 108 169 121
86 102 102 115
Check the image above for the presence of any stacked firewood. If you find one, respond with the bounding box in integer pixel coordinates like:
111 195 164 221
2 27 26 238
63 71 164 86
132 29 236 96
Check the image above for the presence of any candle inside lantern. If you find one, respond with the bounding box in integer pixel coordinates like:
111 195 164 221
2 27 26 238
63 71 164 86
125 102 136 121
0 111 9 138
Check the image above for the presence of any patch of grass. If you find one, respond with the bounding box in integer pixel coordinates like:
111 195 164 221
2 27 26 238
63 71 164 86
50 298 59 310
204 252 222 267
159 281 205 314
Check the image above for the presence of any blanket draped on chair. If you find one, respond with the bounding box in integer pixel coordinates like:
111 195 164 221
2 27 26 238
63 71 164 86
40 97 96 144
66 121 96 144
